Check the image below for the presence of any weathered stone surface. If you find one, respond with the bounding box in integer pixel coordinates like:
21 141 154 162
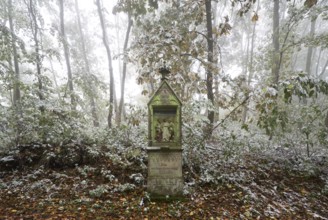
147 150 183 195
148 151 182 177
147 177 184 195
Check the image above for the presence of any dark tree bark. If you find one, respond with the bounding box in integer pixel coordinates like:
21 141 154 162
59 0 75 110
205 0 215 126
117 13 132 126
96 0 114 128
272 0 280 84
74 0 99 126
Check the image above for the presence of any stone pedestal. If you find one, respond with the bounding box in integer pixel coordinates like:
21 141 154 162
147 148 183 195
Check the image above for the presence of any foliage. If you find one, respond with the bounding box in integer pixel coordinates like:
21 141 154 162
130 2 207 100
255 73 328 156
89 185 109 198
113 0 158 17
0 98 86 148
113 183 136 193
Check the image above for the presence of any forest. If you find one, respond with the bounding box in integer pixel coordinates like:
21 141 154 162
0 0 328 219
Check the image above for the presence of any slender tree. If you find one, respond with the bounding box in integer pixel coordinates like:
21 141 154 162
318 58 328 79
305 15 317 76
242 2 260 123
117 13 132 126
49 58 61 100
96 0 115 128
315 47 322 77
74 0 99 126
114 15 123 122
8 0 21 108
212 1 222 122
59 0 75 110
8 0 22 144
27 0 44 112
272 0 280 84
205 0 215 126
241 26 251 123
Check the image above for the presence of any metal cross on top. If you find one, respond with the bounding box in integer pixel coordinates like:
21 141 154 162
159 63 170 81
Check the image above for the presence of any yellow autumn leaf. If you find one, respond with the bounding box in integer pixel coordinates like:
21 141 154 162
141 89 148 96
304 0 318 8
301 188 308 195
251 13 259 22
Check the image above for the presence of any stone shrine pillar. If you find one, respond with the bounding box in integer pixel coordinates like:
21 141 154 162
147 67 183 196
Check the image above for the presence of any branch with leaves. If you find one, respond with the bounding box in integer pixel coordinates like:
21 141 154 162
201 95 252 142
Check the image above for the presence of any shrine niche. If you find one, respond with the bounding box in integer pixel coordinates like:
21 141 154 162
148 80 182 149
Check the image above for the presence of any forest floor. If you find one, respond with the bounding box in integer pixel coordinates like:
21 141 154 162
0 144 327 219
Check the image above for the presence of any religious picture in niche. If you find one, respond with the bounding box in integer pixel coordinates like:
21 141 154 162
155 118 175 142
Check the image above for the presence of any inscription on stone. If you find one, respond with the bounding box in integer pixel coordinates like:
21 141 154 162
147 178 184 195
148 152 182 177
147 151 183 195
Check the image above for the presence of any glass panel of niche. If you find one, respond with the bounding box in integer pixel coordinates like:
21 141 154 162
153 106 177 144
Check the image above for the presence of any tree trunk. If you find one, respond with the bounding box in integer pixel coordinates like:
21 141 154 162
8 0 21 108
117 13 132 126
315 47 322 77
269 0 281 140
49 58 61 100
113 82 118 120
242 1 259 123
8 0 22 144
59 0 75 110
241 30 250 124
27 0 44 112
205 0 215 127
212 0 222 122
96 0 114 128
114 16 122 123
272 0 280 84
74 0 99 126
319 58 328 79
305 15 317 76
